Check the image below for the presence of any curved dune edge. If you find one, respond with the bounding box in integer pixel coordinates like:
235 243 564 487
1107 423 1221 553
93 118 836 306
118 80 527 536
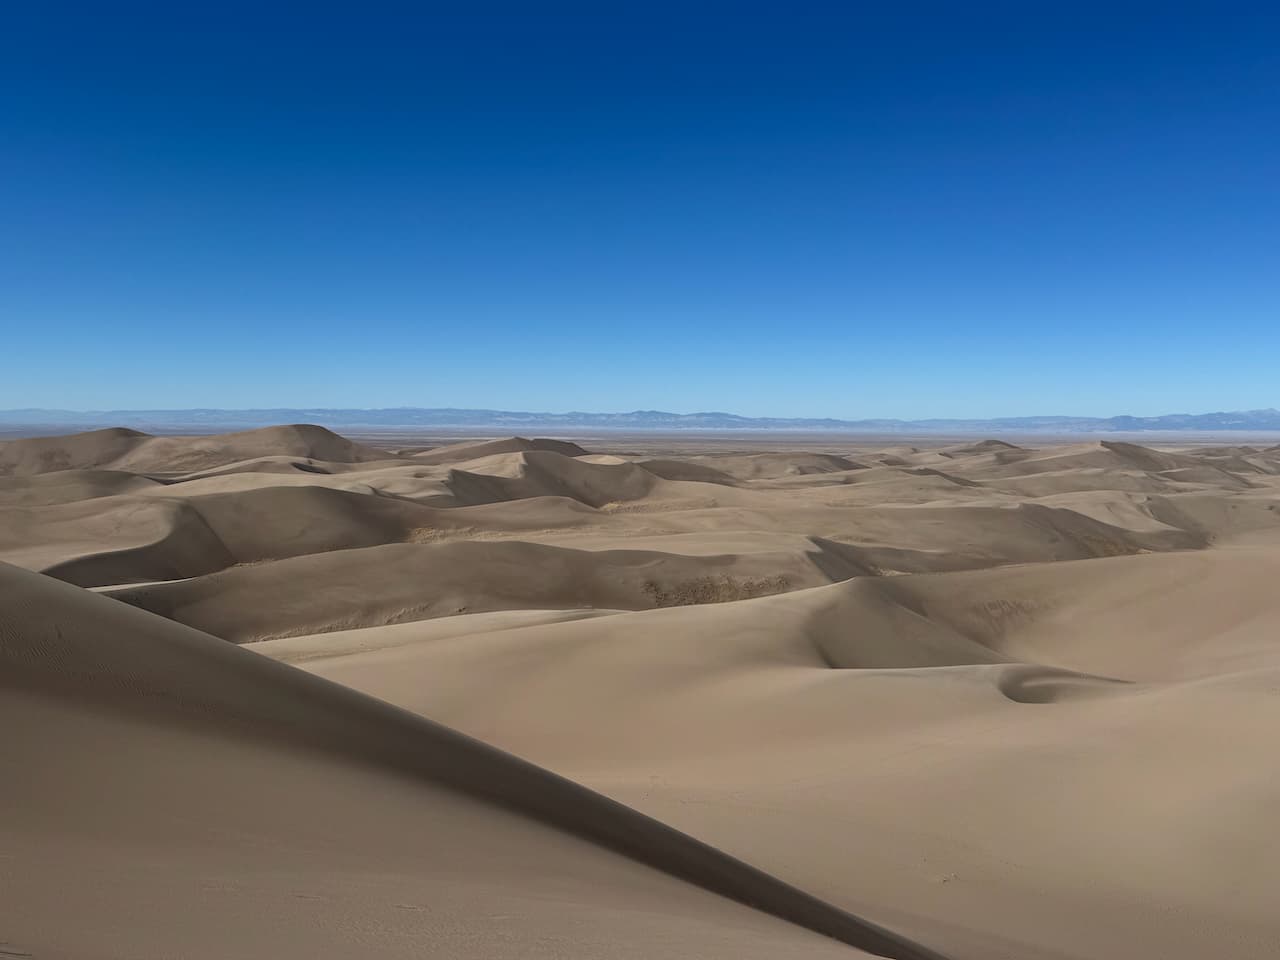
105 539 860 641
0 562 946 960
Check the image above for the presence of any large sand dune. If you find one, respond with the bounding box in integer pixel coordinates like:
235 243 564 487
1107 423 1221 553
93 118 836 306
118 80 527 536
0 562 939 960
6 424 1280 958
0 423 386 476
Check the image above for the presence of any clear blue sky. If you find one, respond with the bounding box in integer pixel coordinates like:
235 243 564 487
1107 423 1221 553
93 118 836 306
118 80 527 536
2 2 1277 418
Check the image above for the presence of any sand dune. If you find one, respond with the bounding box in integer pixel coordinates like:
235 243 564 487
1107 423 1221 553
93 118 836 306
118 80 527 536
260 565 1280 959
413 435 590 463
0 425 149 475
1 485 430 586
0 467 162 506
688 451 869 480
8 424 1280 958
961 439 1207 478
1 561 943 960
1 484 614 587
9 428 1258 593
0 423 385 476
445 449 661 506
109 538 858 640
631 456 742 484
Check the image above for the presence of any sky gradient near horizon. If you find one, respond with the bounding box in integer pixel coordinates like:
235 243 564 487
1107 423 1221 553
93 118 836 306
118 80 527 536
2 3 1277 419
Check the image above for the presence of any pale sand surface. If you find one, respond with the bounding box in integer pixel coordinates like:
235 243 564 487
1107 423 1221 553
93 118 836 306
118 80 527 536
5 424 1280 958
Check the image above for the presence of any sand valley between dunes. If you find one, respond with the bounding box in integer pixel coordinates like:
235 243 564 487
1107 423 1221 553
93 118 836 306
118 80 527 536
5 423 1280 959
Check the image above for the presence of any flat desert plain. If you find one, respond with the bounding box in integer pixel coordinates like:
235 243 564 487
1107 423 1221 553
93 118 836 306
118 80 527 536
5 424 1280 959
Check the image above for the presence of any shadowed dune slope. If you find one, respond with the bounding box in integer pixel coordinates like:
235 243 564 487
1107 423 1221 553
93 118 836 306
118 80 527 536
632 457 742 484
0 485 613 587
0 485 434 586
0 426 149 475
0 562 941 960
690 452 869 480
962 440 1208 478
261 563 1280 960
446 450 659 506
414 435 589 463
0 467 162 506
867 546 1280 680
0 494 235 585
109 539 864 641
0 424 387 476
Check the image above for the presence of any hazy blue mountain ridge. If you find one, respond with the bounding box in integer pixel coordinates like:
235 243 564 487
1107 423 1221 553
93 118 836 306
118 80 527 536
4 407 1280 433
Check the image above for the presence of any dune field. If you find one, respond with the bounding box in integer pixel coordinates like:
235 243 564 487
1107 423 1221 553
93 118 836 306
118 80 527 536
5 423 1280 959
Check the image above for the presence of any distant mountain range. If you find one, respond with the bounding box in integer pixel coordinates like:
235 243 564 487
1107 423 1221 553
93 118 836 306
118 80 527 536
4 407 1280 434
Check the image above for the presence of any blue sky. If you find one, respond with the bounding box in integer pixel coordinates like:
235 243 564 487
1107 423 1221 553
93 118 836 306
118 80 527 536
2 2 1277 418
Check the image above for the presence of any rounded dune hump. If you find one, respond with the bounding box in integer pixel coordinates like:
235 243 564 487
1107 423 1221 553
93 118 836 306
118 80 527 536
0 426 152 476
233 422 385 458
692 452 867 481
977 467 1178 497
446 449 657 507
1145 492 1280 542
0 424 389 477
804 577 1012 670
1157 464 1256 488
1098 439 1195 472
0 468 162 506
2 485 439 587
185 484 432 561
972 440 1203 479
635 458 741 485
0 496 236 586
115 423 390 473
162 454 339 480
414 436 590 465
940 438 1024 457
903 466 983 488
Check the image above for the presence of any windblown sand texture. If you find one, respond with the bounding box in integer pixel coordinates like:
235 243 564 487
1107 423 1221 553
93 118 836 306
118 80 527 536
5 424 1280 959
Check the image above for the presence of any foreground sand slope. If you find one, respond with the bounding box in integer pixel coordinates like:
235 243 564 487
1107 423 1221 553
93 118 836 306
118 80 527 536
0 562 941 960
266 551 1280 960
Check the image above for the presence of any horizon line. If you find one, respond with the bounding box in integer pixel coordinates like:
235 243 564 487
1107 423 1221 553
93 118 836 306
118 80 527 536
3 404 1280 425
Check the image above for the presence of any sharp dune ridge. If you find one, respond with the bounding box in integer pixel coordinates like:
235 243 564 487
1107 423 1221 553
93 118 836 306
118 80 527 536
7 423 1280 958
